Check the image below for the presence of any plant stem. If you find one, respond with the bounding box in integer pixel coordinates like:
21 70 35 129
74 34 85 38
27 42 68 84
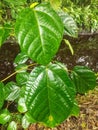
0 63 37 82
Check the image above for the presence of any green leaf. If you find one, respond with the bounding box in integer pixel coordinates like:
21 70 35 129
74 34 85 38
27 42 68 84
0 24 11 46
15 64 28 73
4 82 20 101
54 61 68 72
24 63 75 127
14 52 28 66
0 82 4 109
19 85 26 97
70 100 80 117
15 2 64 65
0 109 11 125
25 112 36 123
16 72 29 86
71 66 96 94
7 121 17 130
22 112 36 129
18 98 27 113
22 115 30 129
58 11 78 38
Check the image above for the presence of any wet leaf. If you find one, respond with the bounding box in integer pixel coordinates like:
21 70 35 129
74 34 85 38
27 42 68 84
14 52 28 66
71 66 96 94
22 115 30 129
24 63 75 127
7 121 17 130
70 100 80 117
16 72 29 86
4 82 20 101
18 98 27 113
0 109 11 125
15 3 64 65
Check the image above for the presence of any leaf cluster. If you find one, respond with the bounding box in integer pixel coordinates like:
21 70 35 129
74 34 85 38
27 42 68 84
0 1 97 129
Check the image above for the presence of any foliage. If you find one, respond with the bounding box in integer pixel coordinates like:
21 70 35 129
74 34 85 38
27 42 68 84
0 1 97 129
15 4 64 65
0 0 78 46
71 66 96 94
0 24 11 46
61 0 98 32
0 0 27 46
7 121 17 130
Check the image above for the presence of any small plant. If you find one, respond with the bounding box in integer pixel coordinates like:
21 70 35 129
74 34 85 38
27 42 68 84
0 1 96 129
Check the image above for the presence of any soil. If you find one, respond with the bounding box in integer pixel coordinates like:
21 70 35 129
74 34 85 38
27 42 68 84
0 34 98 130
56 33 98 72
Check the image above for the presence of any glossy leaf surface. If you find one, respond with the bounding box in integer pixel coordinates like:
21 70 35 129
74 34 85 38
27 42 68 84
15 64 28 73
70 100 80 117
7 121 17 130
24 63 75 127
15 3 64 65
4 82 20 101
0 109 11 125
16 72 29 86
14 52 28 65
18 98 27 113
25 112 36 123
71 66 96 94
22 115 30 129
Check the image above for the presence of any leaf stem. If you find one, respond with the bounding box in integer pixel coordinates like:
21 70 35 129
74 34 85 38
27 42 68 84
0 63 36 82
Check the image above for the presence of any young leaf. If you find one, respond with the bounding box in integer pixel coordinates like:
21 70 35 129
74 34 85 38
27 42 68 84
0 82 4 109
24 63 76 127
4 82 20 101
15 64 28 73
7 121 17 130
14 52 28 66
71 66 96 94
22 115 30 129
18 98 27 113
15 2 64 65
0 109 11 125
16 72 29 86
